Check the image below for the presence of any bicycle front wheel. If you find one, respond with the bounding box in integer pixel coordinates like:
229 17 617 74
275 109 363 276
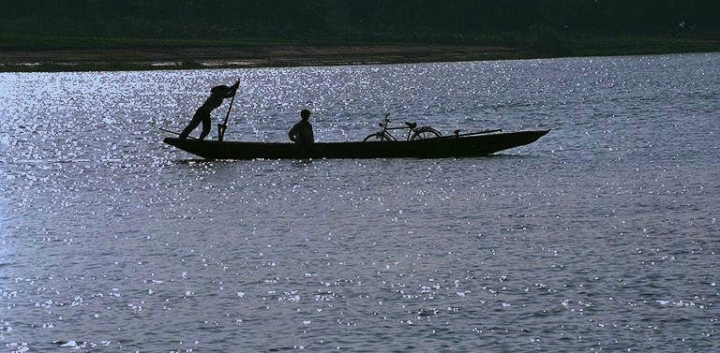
411 127 442 140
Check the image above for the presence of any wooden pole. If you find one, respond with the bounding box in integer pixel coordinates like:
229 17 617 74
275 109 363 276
218 80 239 142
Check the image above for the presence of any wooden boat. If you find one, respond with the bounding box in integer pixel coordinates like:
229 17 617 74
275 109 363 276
163 129 550 160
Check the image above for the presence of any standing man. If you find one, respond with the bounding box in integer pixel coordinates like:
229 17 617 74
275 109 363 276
288 109 314 145
179 80 239 140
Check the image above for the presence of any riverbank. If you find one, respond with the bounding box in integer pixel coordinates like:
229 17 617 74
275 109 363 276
2 37 719 72
0 44 526 72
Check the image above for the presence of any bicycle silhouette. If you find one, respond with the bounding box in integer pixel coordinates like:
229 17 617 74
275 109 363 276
363 114 442 142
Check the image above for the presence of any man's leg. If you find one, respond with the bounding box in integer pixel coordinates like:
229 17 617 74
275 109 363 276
198 113 212 140
179 114 201 140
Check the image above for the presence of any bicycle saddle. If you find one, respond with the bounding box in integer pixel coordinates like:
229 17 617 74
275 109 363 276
405 122 417 129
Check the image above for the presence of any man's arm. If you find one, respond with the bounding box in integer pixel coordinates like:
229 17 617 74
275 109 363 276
288 123 299 142
226 80 240 98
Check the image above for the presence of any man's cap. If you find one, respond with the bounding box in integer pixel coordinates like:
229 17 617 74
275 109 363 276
211 85 229 93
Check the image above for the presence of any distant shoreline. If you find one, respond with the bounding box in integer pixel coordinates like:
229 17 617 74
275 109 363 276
2 40 719 72
0 45 526 72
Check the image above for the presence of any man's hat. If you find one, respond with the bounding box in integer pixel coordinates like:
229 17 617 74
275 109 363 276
211 85 229 94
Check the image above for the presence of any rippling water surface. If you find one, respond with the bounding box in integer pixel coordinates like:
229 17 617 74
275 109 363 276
1 54 719 352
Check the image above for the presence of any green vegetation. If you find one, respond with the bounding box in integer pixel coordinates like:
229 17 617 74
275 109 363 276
1 0 718 72
3 0 719 43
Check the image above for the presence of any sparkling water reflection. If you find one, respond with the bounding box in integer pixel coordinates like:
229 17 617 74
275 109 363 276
1 54 719 352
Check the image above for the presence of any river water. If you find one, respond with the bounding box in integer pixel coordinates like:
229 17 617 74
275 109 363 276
1 53 718 352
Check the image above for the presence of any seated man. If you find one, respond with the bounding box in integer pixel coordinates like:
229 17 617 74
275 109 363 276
288 109 314 145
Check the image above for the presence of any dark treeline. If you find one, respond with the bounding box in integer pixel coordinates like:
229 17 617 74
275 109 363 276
1 0 718 45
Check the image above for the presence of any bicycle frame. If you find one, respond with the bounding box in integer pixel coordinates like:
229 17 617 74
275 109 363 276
376 114 419 141
363 114 442 142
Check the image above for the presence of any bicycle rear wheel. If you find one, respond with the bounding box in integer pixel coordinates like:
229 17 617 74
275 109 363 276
411 127 442 140
363 133 389 142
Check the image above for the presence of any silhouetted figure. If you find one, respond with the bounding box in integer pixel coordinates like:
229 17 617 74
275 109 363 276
179 81 239 140
288 109 314 145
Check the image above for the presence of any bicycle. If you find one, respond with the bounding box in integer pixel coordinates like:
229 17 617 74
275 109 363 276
363 114 442 142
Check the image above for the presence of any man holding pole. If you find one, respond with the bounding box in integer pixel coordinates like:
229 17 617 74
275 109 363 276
179 80 239 141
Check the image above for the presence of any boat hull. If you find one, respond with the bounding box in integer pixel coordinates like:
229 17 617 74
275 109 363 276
163 130 550 160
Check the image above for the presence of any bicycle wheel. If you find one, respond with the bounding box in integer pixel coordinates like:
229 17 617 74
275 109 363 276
411 127 442 140
363 133 388 142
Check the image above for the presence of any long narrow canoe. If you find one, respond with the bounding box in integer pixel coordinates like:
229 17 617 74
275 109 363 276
163 129 550 160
